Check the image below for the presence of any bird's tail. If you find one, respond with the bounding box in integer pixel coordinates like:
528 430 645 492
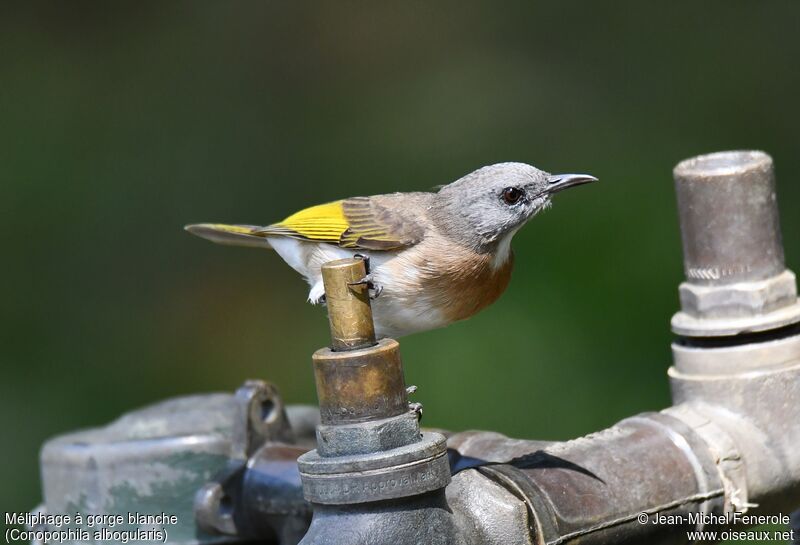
184 223 272 249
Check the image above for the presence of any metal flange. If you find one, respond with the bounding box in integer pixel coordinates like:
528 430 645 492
297 431 451 505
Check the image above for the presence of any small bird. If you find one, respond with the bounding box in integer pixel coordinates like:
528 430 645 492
186 162 596 338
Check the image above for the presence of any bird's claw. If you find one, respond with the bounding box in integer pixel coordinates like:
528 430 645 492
409 402 423 421
354 254 371 274
348 273 383 300
348 254 382 299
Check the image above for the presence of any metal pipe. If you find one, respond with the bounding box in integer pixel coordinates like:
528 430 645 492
320 257 376 351
668 336 800 512
447 413 726 545
668 150 800 514
671 150 800 337
674 150 784 286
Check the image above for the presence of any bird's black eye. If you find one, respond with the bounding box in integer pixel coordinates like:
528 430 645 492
501 187 524 205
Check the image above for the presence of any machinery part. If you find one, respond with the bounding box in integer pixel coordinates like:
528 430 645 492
40 393 238 545
298 432 450 504
671 150 800 336
300 472 535 545
194 381 312 542
36 379 316 545
315 410 421 457
321 257 376 350
667 151 800 518
668 333 800 514
297 258 450 508
232 379 295 458
313 338 408 426
448 413 725 545
299 490 467 545
195 478 239 537
662 404 750 514
238 444 313 544
445 470 534 545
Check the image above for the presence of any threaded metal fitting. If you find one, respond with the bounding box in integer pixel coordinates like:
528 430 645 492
671 151 800 336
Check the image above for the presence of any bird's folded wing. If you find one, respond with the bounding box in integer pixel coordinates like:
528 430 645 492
260 197 425 251
339 196 425 250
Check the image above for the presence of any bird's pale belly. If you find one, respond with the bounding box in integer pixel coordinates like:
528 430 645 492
368 247 514 338
369 292 451 338
269 236 514 338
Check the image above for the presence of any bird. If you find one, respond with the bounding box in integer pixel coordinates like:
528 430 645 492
186 162 597 338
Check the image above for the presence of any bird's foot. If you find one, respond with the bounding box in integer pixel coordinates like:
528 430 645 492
354 253 371 274
369 281 384 300
349 253 382 299
348 272 383 300
409 402 423 421
407 386 422 421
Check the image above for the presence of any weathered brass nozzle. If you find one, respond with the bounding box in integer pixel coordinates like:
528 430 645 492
314 258 407 426
313 339 407 425
320 257 376 351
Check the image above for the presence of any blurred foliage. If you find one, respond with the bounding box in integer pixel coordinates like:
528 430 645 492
1 2 799 539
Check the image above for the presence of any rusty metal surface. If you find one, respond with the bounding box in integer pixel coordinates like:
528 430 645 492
321 257 376 351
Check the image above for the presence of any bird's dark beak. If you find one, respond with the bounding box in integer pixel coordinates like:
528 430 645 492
546 173 599 194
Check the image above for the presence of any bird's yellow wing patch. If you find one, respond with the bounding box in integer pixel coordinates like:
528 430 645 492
264 200 350 242
257 196 425 250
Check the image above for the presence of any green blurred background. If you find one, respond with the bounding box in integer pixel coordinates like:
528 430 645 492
2 0 799 535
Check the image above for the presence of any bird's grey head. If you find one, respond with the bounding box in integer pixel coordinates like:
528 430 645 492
431 162 597 251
